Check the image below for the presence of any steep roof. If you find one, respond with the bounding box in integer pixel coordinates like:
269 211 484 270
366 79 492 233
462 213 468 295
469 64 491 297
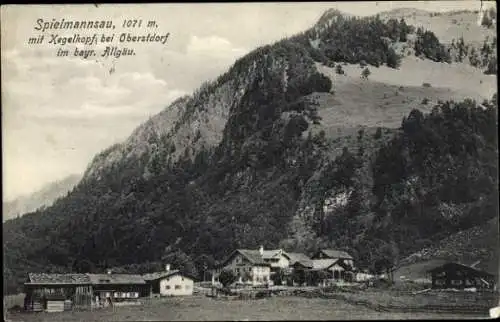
261 249 284 260
26 273 91 285
225 249 269 266
87 274 146 285
427 262 495 277
316 249 353 260
142 270 197 281
286 252 313 267
142 270 181 281
312 259 338 270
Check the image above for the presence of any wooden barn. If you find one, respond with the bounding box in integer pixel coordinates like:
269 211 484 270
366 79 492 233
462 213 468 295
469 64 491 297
88 273 149 306
23 273 93 312
427 262 496 290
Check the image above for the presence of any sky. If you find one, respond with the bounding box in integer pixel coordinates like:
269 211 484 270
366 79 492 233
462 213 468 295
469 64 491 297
1 1 493 201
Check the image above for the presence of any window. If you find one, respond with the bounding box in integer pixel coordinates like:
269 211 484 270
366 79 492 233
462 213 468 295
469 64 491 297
166 285 171 290
175 285 182 290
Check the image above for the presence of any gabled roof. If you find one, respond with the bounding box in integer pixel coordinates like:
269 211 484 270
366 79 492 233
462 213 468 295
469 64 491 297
26 273 91 285
426 262 495 277
87 274 146 285
142 270 181 281
312 259 339 270
286 252 313 267
315 249 353 260
222 249 270 266
142 270 197 281
261 249 284 260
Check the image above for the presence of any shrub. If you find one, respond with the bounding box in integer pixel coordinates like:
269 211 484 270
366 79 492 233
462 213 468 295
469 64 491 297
421 97 430 105
219 269 237 287
335 64 345 75
414 29 451 63
361 67 371 79
422 82 432 88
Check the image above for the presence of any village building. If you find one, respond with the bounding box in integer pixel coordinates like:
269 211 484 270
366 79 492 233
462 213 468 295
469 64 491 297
311 249 355 268
427 262 497 290
261 247 290 272
143 264 196 296
211 248 272 286
291 257 355 286
286 252 313 269
212 246 358 287
87 272 149 306
23 273 93 312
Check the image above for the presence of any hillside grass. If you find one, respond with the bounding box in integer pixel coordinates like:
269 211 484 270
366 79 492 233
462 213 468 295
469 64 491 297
379 8 496 44
395 217 499 282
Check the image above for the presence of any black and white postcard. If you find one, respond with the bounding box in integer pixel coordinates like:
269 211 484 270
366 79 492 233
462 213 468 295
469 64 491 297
2 2 499 320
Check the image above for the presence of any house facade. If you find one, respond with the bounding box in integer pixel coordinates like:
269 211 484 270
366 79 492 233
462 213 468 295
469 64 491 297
212 249 271 286
143 265 195 296
87 273 149 305
261 248 290 271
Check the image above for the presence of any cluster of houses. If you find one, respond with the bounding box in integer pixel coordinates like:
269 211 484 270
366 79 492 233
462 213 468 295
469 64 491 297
23 246 497 313
210 246 364 287
23 247 362 313
23 264 195 313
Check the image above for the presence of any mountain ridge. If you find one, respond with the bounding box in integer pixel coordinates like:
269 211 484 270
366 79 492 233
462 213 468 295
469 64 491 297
2 174 81 222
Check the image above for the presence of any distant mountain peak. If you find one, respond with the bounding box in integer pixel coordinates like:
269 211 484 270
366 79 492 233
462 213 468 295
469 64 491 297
2 174 81 222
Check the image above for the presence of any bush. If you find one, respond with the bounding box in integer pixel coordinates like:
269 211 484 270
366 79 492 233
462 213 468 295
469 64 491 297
422 82 431 88
361 67 371 79
219 269 237 287
414 29 451 63
421 97 430 105
335 64 345 75
307 72 333 93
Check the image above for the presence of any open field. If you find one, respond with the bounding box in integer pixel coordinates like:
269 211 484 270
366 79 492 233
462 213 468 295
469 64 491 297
4 292 493 321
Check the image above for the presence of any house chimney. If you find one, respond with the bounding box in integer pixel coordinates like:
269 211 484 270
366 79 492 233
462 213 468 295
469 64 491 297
259 245 264 256
165 264 171 272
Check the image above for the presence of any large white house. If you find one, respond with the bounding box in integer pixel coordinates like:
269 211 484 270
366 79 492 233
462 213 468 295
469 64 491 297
211 248 272 286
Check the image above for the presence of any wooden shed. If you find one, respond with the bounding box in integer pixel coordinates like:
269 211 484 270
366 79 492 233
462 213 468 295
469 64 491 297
24 273 93 312
427 262 496 290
